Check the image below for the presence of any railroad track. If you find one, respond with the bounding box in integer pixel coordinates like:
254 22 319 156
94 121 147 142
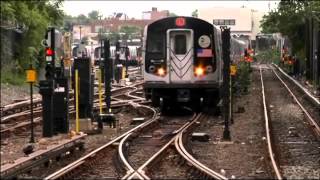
1 81 142 119
1 100 153 179
260 65 320 179
273 63 320 105
0 133 87 179
129 113 227 180
1 81 145 138
44 104 158 179
272 64 320 127
120 110 197 179
44 108 226 179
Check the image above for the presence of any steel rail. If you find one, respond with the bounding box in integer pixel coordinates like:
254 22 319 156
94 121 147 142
126 87 145 101
260 67 283 180
271 67 320 136
1 83 140 120
272 63 320 105
124 114 196 180
44 104 157 180
119 133 136 177
175 114 228 180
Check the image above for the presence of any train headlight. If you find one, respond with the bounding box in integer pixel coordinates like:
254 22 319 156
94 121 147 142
149 65 156 73
157 67 165 76
206 65 213 73
195 67 204 77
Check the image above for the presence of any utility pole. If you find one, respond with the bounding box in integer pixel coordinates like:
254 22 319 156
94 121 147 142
221 26 231 141
79 25 82 42
26 63 36 143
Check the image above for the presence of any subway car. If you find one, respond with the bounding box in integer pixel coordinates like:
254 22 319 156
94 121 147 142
142 16 247 111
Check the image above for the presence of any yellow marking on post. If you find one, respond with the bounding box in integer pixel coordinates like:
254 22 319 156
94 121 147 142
122 67 126 79
99 69 103 114
26 69 37 83
230 65 237 76
64 58 72 68
75 70 79 133
229 74 232 120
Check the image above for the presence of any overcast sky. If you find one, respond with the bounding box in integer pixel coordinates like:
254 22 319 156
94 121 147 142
62 1 279 18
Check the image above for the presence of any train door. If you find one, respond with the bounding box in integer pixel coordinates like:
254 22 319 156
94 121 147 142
167 29 193 83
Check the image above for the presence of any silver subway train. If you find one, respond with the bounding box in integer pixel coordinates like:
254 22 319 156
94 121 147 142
142 16 248 110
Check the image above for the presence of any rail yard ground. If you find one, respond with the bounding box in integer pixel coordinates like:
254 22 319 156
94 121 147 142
1 83 33 106
1 63 319 179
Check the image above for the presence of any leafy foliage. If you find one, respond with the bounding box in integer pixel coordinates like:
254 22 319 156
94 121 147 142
168 12 177 17
119 25 141 39
63 10 102 31
88 10 100 20
233 62 251 95
260 0 320 55
1 0 64 84
191 9 198 17
254 49 281 64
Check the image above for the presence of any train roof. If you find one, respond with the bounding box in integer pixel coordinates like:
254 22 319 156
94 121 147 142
147 16 213 28
231 38 247 45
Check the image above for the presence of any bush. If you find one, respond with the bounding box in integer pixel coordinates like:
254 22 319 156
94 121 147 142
1 69 25 85
255 49 280 64
233 62 251 96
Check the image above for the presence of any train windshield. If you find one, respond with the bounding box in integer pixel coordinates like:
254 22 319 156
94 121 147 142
147 33 164 54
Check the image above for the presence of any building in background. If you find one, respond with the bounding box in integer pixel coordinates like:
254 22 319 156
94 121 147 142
73 25 91 43
198 7 265 47
142 7 169 20
72 7 170 44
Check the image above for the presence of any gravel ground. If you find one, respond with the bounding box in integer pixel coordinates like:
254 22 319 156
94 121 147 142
0 105 153 179
1 83 36 106
127 114 192 170
274 67 320 126
148 148 191 179
75 148 119 179
189 68 274 179
262 67 320 179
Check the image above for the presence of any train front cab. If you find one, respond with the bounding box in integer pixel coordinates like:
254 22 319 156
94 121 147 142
143 17 222 110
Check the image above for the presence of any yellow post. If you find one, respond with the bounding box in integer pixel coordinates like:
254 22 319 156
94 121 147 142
122 66 126 79
99 69 103 114
75 70 79 133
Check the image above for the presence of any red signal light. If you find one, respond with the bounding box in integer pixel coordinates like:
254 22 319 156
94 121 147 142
175 17 186 27
46 48 53 56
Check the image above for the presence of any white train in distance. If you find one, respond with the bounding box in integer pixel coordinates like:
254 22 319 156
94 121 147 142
72 42 142 66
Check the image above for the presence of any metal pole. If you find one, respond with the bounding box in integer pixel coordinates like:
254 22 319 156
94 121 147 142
75 70 79 133
29 65 35 143
79 26 82 42
221 26 231 141
230 75 234 124
104 39 111 113
125 45 129 78
99 69 103 114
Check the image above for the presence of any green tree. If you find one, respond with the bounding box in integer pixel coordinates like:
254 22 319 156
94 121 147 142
76 14 89 24
1 0 64 84
88 10 100 21
108 31 120 44
260 0 320 54
119 25 141 40
169 12 177 17
191 9 198 17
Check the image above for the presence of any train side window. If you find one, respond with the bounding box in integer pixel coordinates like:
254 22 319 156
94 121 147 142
174 34 186 55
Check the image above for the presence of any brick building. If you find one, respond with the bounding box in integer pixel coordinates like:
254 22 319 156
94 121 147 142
72 7 169 43
90 18 152 33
